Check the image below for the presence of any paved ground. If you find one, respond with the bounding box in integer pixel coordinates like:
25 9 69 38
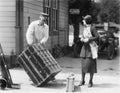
0 53 120 93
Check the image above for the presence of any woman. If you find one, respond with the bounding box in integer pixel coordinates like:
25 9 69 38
79 15 99 87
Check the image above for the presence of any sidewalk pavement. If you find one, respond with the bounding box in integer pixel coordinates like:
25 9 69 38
0 55 120 93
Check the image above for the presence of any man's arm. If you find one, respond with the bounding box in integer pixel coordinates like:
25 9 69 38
40 24 49 44
26 22 34 45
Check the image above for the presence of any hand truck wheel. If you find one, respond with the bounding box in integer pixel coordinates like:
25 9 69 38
0 78 7 90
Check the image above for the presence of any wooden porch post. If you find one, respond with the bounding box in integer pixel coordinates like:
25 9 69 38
15 0 24 54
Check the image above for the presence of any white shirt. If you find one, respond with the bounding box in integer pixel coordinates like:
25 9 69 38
83 25 98 59
26 20 49 45
83 25 92 39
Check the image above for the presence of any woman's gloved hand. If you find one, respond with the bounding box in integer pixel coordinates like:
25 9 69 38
83 38 89 43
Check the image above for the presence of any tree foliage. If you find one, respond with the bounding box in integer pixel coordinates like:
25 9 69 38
89 1 100 23
69 0 92 24
99 0 120 23
69 0 101 24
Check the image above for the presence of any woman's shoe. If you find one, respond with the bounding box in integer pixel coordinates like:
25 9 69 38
78 81 85 86
88 81 93 88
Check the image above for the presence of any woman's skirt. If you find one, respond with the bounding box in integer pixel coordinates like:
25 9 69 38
81 58 97 73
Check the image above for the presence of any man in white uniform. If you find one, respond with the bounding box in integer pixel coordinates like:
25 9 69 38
26 12 49 46
26 12 56 81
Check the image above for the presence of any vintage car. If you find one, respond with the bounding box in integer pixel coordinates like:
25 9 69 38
96 25 119 59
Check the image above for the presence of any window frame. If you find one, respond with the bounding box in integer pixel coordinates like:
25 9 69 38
43 0 59 35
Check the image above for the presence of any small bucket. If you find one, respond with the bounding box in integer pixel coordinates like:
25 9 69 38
66 73 75 92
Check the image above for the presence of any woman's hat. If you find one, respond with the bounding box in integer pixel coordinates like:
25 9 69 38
83 15 91 20
83 15 92 24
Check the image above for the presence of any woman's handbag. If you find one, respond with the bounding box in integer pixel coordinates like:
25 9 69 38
90 41 98 59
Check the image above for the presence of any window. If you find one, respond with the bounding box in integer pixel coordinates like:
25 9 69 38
44 0 51 25
44 0 59 35
52 0 58 31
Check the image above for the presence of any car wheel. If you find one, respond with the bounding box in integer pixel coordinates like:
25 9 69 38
107 44 115 60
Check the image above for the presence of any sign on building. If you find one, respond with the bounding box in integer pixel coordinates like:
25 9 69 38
69 9 80 14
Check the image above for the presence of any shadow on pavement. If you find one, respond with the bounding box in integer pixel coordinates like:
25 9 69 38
93 83 119 88
39 79 66 89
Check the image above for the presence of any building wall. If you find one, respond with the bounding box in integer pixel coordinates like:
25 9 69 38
50 0 69 48
0 0 69 55
0 0 16 55
23 0 69 49
58 0 69 46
